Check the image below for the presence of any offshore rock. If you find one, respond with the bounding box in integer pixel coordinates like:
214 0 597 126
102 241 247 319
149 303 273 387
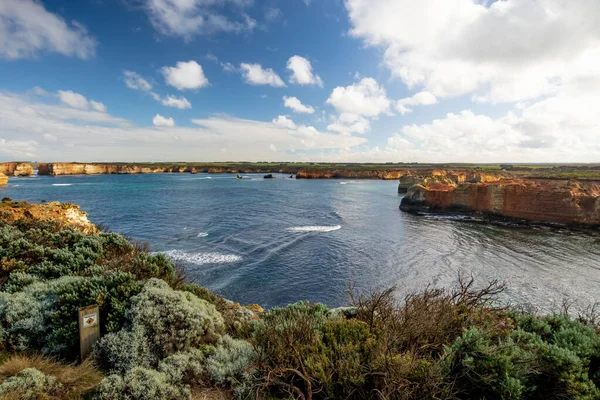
0 162 35 176
0 199 99 234
400 179 600 227
0 173 8 186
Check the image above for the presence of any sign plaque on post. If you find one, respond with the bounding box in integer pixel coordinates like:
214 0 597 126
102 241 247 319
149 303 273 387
78 305 100 361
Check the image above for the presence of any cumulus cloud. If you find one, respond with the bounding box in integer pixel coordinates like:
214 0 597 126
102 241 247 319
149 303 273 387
396 91 438 114
153 114 175 127
265 8 283 22
283 96 315 114
272 115 297 129
0 0 96 60
287 56 323 87
0 89 366 162
326 78 391 117
58 90 107 113
327 113 370 135
162 61 209 91
240 63 286 87
345 0 600 104
123 71 152 91
221 61 236 72
141 0 256 39
161 95 192 109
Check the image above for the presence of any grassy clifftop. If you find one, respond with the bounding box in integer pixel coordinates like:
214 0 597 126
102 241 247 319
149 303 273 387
0 201 600 399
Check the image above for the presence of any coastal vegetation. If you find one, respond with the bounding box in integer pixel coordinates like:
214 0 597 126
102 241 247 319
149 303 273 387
1 200 600 399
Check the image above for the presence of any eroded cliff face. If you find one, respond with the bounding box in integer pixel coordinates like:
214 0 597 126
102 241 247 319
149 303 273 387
296 170 412 180
0 173 8 186
0 163 35 176
400 179 600 226
0 200 99 234
397 170 505 193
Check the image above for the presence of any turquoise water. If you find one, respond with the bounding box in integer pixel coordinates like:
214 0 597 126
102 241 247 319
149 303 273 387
2 173 600 310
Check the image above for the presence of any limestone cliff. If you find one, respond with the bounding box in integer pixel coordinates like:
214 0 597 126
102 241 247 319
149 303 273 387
0 173 8 186
400 179 600 227
0 162 35 176
0 199 99 234
398 170 505 193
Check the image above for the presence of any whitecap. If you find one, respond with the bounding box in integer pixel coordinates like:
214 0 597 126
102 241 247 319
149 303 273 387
161 250 241 265
197 232 209 238
286 225 342 232
52 183 72 186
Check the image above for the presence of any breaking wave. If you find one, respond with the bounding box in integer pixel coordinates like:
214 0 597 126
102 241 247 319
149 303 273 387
286 225 342 232
197 232 209 238
52 184 72 186
161 250 241 265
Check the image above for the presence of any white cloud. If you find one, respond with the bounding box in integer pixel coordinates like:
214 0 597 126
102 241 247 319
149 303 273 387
272 115 296 129
345 0 600 104
265 8 282 22
141 0 256 39
221 61 236 72
326 77 391 117
124 71 152 91
43 134 57 142
0 89 366 162
287 56 323 87
162 61 209 91
153 114 175 127
161 95 192 109
58 90 107 113
396 91 438 114
283 96 315 114
269 143 277 151
240 63 286 87
327 113 370 135
0 0 95 59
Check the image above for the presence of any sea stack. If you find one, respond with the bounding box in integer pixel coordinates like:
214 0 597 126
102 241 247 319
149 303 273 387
0 173 8 186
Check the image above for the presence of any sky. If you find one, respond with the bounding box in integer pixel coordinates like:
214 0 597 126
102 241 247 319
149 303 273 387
0 0 598 163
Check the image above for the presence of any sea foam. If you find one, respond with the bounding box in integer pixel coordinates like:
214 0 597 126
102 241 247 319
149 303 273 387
52 184 72 186
286 225 342 232
197 232 209 238
162 249 241 265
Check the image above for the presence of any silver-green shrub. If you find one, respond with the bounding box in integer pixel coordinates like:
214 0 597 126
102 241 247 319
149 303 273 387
93 325 155 374
93 367 190 400
0 367 57 399
0 282 50 351
158 349 206 385
127 279 225 358
205 335 257 386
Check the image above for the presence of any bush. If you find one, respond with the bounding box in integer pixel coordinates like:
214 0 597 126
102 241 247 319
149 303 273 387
93 367 190 400
126 279 225 359
158 349 206 386
205 335 256 387
93 326 155 374
0 367 56 399
0 354 102 399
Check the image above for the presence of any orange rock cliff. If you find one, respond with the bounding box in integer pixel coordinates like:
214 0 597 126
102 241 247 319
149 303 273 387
0 162 35 176
400 179 600 227
0 173 8 186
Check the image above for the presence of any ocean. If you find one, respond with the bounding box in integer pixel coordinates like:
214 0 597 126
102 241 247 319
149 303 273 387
2 173 599 310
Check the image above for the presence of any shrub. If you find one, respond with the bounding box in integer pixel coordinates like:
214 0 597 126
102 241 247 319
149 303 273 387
0 354 102 399
93 367 190 400
158 349 206 386
205 335 256 387
93 326 155 374
0 367 56 399
126 279 225 358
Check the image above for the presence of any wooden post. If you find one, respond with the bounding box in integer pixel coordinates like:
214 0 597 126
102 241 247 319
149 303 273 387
78 305 100 361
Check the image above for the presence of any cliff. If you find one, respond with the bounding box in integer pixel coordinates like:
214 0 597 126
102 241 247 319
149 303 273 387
296 169 408 180
0 199 99 234
0 162 35 176
400 179 600 227
0 173 7 186
398 170 505 193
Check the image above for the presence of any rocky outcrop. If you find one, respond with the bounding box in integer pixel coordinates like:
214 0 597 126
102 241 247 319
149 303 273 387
296 170 408 180
0 163 35 176
0 199 99 234
0 173 8 186
400 179 600 227
397 170 504 193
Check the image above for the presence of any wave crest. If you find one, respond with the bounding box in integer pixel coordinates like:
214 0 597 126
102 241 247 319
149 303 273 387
162 250 241 265
286 225 341 232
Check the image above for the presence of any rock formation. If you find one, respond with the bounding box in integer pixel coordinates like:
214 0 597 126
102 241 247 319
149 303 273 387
0 162 35 176
400 179 600 227
0 199 99 234
0 173 8 186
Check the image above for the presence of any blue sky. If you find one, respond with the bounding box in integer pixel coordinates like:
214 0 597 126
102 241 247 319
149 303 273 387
0 0 598 162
